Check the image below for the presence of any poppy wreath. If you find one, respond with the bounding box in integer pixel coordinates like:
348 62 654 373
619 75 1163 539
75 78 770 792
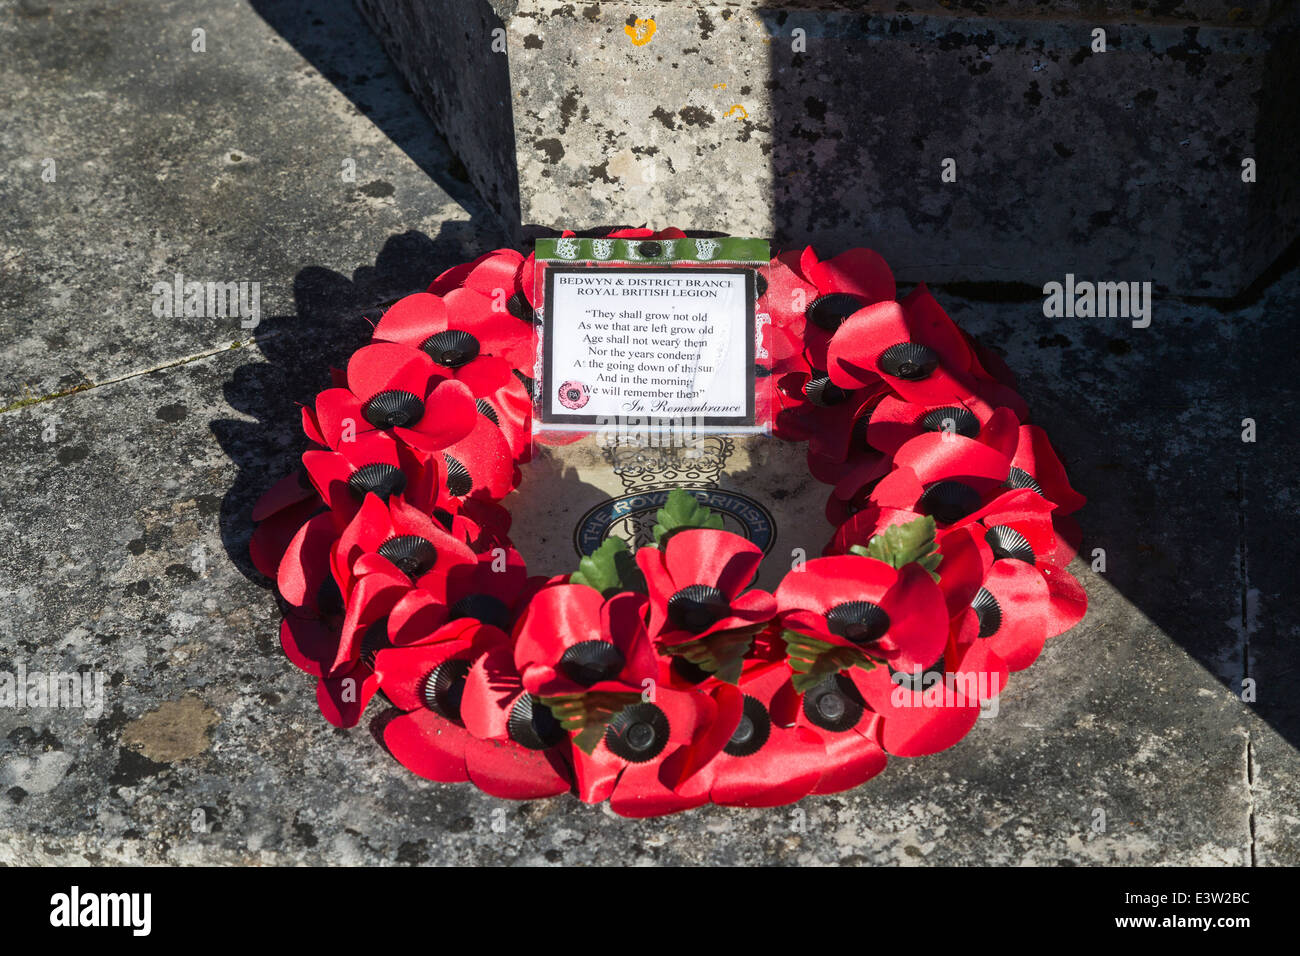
251 228 1088 817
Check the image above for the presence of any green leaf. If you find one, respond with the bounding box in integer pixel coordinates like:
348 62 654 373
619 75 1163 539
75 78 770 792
539 691 642 755
668 624 762 684
780 629 877 694
849 514 942 582
652 488 724 544
569 536 646 596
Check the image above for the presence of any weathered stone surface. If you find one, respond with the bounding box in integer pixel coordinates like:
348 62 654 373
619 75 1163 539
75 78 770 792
0 0 503 409
4 267 1297 862
1 0 1296 865
358 0 1298 296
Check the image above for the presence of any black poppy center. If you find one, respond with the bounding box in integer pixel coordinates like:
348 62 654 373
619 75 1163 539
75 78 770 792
505 291 534 323
826 601 891 646
359 617 390 664
985 525 1036 564
1004 466 1044 495
804 371 849 407
802 674 865 732
558 640 625 686
448 593 511 630
918 406 980 439
638 240 662 257
362 390 424 429
420 329 480 368
918 480 982 524
971 587 1002 638
724 695 772 757
377 535 438 580
752 271 769 298
474 398 499 425
347 462 408 502
605 703 669 762
507 694 564 750
442 454 473 497
421 658 470 720
805 292 862 332
879 343 939 381
667 584 729 633
890 655 946 692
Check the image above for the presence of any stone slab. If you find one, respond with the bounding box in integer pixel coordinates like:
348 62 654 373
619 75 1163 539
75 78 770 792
358 0 1299 296
0 0 505 409
1 0 1295 865
3 274 1294 862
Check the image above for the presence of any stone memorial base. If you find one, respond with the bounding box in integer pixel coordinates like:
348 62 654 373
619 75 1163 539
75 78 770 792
357 0 1299 297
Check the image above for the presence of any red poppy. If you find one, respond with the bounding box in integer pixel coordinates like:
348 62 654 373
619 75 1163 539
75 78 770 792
679 664 833 806
637 528 777 647
301 430 436 528
859 431 1014 528
774 364 889 462
775 554 948 673
249 465 325 580
512 584 657 697
864 393 1007 457
312 342 477 454
427 414 519 504
826 298 978 406
375 624 573 798
847 636 983 757
764 666 890 795
795 246 897 371
568 685 736 817
374 289 533 382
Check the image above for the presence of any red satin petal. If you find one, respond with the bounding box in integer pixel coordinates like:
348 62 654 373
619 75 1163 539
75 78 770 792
876 563 950 672
346 342 437 403
775 554 895 616
383 709 470 783
317 663 378 728
277 512 338 609
810 724 889 795
899 283 972 373
397 378 477 452
809 247 895 303
280 615 339 677
1041 564 1088 638
893 432 1011 488
372 292 448 348
249 497 320 580
857 662 981 758
935 526 989 618
461 645 522 740
981 559 1051 671
1013 425 1087 515
664 528 765 597
826 301 911 389
252 469 316 521
464 737 572 800
372 639 472 712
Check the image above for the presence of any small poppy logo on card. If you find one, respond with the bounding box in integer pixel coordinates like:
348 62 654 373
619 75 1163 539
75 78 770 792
624 17 656 45
558 380 590 409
